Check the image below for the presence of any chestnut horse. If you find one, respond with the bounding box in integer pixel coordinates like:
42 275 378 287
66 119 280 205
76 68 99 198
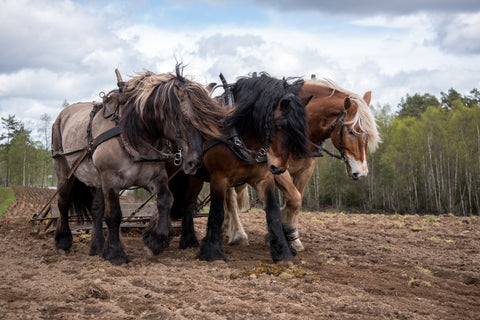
170 73 310 265
224 78 381 250
52 66 229 265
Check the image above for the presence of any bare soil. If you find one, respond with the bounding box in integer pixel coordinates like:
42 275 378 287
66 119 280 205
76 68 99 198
1 186 479 319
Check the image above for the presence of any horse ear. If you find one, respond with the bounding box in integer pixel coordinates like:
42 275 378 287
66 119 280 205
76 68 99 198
206 82 217 93
344 97 351 110
363 91 372 105
174 84 188 103
302 95 313 107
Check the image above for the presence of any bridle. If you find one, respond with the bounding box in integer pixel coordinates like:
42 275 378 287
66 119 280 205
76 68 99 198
309 108 347 161
204 74 300 165
329 108 347 160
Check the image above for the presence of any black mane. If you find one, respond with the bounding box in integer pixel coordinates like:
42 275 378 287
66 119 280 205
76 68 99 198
228 73 310 157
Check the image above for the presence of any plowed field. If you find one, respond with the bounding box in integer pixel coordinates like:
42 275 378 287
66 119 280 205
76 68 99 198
1 187 479 319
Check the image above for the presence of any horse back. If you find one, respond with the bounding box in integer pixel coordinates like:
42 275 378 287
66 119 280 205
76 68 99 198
53 102 94 154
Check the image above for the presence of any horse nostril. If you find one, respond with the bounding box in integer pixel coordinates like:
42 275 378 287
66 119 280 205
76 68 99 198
188 160 200 170
352 172 359 180
269 164 278 174
269 164 286 175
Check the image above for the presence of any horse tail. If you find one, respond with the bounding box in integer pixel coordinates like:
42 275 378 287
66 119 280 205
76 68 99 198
69 178 94 223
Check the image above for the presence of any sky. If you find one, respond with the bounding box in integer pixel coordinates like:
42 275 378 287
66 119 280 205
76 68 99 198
1 0 480 139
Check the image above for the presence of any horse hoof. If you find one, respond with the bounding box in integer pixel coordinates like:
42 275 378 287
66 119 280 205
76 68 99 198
106 256 130 265
55 235 73 252
89 244 104 256
179 237 200 249
199 240 226 262
104 250 130 265
57 248 68 255
227 236 249 246
142 229 172 255
289 239 305 252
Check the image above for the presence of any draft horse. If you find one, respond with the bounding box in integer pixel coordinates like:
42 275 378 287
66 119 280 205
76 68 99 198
52 65 229 265
172 73 310 265
225 78 381 250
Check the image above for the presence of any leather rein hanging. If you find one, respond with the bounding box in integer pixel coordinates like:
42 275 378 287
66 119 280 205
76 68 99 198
310 108 347 161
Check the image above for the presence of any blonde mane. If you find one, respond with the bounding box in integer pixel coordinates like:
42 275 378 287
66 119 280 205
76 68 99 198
307 79 381 152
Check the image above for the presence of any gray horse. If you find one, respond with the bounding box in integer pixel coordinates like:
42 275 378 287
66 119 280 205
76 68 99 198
52 66 229 265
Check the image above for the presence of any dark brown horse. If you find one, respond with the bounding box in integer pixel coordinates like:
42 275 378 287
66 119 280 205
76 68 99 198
226 78 381 250
52 65 230 265
170 73 310 265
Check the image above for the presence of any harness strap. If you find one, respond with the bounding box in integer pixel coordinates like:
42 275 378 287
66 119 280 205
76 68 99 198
133 154 171 162
203 135 267 165
329 109 347 160
305 108 348 160
219 73 234 109
92 126 122 150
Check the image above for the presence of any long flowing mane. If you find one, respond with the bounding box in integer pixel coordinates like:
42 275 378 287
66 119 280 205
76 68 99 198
229 73 309 157
118 65 230 152
307 79 381 151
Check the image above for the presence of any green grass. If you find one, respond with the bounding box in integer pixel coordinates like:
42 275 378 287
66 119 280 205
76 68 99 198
0 187 16 216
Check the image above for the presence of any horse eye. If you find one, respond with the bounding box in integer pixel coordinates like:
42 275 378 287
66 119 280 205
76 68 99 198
347 128 356 136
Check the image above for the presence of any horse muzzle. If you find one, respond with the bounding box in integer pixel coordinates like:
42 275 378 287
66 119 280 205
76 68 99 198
269 164 287 175
182 158 202 175
345 157 368 181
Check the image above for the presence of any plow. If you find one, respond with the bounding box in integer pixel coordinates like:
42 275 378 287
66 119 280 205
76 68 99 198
30 190 211 235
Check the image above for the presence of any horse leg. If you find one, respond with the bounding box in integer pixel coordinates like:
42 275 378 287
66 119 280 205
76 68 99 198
199 178 227 262
89 187 105 256
179 197 200 249
276 159 315 252
235 184 250 212
254 179 295 266
275 171 304 252
103 187 129 265
54 179 74 252
142 178 174 255
168 166 202 249
224 187 249 246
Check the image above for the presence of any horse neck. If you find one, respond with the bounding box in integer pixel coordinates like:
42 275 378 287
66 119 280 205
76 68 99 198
301 84 347 144
241 132 264 150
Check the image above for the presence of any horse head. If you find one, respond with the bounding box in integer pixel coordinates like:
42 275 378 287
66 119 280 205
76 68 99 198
172 84 204 175
120 66 229 176
267 93 310 174
229 74 310 175
329 91 378 180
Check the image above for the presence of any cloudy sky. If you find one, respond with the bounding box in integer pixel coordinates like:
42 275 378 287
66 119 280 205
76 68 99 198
1 0 480 138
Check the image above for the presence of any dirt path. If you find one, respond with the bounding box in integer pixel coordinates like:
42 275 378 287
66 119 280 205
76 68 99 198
0 187 479 319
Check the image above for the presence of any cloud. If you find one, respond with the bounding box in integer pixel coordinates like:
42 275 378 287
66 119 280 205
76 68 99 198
1 0 479 137
196 33 265 58
432 13 480 54
0 0 127 73
251 0 480 16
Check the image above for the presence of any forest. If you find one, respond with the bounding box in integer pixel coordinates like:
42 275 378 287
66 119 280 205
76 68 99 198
1 87 479 215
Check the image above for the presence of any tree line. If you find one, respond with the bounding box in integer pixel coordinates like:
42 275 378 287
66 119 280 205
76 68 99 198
1 89 479 215
0 114 54 187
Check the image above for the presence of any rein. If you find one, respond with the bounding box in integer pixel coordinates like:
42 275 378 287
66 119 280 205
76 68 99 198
309 108 347 161
203 135 268 165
